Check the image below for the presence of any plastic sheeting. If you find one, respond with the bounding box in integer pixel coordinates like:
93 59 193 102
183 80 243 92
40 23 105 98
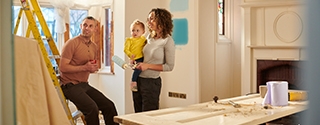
48 0 112 33
49 0 74 33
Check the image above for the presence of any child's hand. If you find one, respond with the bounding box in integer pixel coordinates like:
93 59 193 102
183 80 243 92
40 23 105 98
129 60 135 65
130 55 136 65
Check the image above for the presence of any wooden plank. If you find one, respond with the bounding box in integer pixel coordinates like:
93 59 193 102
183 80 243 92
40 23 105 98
114 94 307 125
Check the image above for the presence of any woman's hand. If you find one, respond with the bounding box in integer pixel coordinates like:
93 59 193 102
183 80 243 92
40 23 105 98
135 63 149 71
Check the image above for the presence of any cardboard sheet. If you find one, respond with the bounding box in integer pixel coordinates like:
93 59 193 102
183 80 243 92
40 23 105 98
14 36 70 125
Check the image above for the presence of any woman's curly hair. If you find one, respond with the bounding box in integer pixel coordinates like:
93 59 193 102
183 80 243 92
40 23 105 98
148 8 173 39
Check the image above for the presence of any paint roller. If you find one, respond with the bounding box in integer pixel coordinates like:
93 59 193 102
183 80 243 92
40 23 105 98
112 55 136 69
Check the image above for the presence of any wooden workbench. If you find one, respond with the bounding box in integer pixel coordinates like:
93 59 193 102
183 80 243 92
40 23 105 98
114 94 307 125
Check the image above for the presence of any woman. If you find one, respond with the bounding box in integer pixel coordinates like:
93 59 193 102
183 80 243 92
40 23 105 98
133 8 175 113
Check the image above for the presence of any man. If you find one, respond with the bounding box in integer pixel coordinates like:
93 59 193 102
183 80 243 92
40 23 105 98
59 16 118 125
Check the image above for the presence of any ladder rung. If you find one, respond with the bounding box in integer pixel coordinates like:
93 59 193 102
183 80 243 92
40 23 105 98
21 7 29 10
72 110 83 120
41 37 52 41
29 37 51 41
49 55 61 59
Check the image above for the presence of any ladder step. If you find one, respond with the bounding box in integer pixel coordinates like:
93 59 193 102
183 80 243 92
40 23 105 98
41 37 52 41
48 55 61 59
72 110 83 120
29 37 51 41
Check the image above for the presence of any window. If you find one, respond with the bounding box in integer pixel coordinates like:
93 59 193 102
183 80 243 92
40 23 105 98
13 5 87 68
98 8 114 74
13 6 58 66
38 7 58 67
69 9 88 38
13 6 24 35
104 8 112 67
217 0 232 43
218 0 224 35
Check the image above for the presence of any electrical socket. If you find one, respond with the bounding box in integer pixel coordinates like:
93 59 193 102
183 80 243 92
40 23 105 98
168 92 187 99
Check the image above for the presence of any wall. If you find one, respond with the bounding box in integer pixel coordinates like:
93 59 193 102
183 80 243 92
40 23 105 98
198 0 217 102
158 0 200 108
199 0 242 102
232 0 243 97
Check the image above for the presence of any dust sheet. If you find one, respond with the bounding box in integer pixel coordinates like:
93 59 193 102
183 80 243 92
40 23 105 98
14 35 70 125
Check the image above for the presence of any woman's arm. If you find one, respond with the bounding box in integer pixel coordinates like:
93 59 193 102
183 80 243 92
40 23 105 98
136 36 175 71
136 63 162 71
162 36 175 71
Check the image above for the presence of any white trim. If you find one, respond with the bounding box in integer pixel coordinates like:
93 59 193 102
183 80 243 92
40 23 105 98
97 66 114 75
100 7 113 74
219 35 232 43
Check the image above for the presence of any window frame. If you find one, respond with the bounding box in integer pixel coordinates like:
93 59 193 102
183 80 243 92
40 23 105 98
97 6 114 74
218 0 233 43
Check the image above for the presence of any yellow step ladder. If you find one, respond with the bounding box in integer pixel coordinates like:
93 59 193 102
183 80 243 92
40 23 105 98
14 0 84 124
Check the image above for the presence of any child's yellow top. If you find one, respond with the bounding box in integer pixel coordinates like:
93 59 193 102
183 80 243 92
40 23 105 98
124 36 146 60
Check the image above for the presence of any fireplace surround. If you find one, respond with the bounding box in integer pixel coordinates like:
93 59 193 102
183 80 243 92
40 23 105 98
240 0 306 94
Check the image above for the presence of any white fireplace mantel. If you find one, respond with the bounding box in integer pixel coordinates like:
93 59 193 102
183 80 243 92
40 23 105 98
240 0 306 94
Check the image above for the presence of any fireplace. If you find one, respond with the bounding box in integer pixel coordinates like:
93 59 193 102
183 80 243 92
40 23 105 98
256 60 304 93
240 0 306 95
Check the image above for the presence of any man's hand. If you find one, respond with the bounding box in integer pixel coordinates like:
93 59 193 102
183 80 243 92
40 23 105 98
85 60 98 73
90 59 97 64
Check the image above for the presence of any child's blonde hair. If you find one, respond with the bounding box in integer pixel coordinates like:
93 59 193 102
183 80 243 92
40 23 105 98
130 19 145 31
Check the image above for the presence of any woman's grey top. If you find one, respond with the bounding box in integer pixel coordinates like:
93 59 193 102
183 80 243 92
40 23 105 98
139 34 175 78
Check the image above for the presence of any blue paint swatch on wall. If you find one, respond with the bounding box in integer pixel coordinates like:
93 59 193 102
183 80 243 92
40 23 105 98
173 18 188 45
170 0 189 12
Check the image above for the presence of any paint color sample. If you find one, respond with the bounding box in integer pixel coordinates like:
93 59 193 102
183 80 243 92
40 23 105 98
170 0 189 12
173 18 188 45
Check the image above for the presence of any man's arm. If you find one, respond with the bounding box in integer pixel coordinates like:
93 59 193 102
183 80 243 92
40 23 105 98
59 57 98 73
